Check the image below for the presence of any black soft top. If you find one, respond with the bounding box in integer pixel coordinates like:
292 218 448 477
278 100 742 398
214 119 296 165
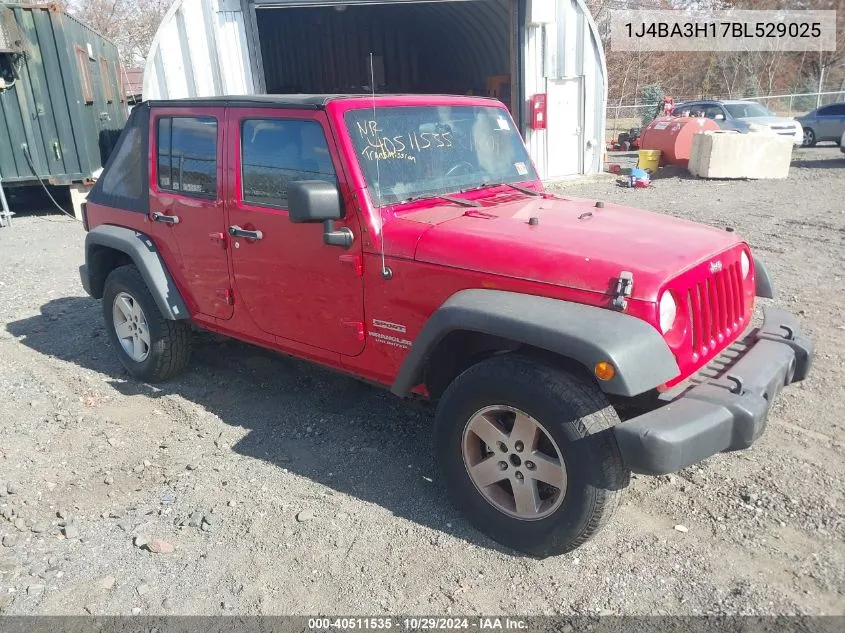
141 94 499 109
143 94 357 109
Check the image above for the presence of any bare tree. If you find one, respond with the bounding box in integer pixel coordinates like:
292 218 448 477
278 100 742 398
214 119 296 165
68 0 171 68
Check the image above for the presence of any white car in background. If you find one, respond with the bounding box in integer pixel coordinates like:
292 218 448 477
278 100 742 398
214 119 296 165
674 99 803 145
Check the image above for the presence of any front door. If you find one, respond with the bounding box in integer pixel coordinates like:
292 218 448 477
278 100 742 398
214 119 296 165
817 103 845 140
225 108 365 356
546 77 584 178
148 107 233 320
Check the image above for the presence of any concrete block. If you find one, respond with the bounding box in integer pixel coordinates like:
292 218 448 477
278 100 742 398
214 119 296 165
688 131 793 179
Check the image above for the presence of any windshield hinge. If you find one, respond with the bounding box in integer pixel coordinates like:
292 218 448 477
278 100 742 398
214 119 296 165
612 271 634 311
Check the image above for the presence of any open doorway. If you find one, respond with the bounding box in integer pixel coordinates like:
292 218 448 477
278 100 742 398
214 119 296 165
255 0 520 117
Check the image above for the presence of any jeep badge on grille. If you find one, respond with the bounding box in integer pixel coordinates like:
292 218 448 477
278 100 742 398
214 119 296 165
710 261 723 273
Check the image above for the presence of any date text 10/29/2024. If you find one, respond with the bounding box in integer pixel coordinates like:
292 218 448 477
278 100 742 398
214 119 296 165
308 618 528 631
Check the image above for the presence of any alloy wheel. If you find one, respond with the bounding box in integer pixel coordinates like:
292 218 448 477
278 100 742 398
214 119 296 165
461 405 567 520
112 291 151 362
803 128 815 146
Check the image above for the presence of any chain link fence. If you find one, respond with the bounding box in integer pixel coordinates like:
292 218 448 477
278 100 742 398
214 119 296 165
605 90 845 142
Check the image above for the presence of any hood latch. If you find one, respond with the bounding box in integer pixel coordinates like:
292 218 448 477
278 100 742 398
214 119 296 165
612 271 634 311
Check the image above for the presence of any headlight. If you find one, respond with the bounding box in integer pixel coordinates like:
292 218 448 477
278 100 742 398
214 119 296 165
741 251 751 279
659 292 678 334
747 122 765 132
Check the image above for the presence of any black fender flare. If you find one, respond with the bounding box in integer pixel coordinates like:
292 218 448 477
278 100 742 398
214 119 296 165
754 258 774 299
83 225 190 321
390 289 680 398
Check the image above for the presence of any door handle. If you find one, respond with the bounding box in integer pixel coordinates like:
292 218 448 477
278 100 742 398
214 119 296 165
153 212 180 225
228 225 263 241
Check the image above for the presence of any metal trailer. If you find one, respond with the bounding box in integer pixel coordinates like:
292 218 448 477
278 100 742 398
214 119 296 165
143 0 608 181
0 2 127 220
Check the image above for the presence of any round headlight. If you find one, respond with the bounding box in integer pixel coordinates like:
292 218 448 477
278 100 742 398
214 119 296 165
741 251 751 279
659 292 677 334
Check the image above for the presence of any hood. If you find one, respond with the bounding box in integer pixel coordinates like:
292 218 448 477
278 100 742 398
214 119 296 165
402 193 742 302
736 116 799 127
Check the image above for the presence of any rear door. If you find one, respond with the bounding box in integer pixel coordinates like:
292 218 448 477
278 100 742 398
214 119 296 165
148 107 233 320
225 107 365 356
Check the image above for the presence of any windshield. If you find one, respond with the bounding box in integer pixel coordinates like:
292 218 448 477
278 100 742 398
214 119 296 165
344 105 537 207
724 103 773 118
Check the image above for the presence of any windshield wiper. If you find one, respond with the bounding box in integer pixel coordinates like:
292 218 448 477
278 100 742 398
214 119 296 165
403 193 481 208
461 182 541 196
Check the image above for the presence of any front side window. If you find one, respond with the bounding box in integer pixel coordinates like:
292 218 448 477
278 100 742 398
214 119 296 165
344 105 537 207
241 119 336 209
156 116 218 197
724 103 772 118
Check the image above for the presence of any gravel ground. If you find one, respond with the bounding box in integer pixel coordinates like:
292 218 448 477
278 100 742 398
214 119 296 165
0 147 843 616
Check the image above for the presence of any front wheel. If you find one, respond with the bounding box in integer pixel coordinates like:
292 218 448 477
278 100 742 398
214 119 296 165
802 127 817 147
434 355 630 557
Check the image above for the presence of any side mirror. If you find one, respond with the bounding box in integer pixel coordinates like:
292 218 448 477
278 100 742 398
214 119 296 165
287 180 353 249
714 113 725 121
288 180 342 223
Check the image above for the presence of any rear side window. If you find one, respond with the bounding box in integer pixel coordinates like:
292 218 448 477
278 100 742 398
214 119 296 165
701 105 725 119
87 104 150 213
99 125 143 199
157 116 218 198
241 119 336 209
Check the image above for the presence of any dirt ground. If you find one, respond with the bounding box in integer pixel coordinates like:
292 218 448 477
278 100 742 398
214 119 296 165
0 146 843 616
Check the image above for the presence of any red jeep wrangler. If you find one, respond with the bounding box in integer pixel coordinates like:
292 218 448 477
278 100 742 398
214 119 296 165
80 95 813 556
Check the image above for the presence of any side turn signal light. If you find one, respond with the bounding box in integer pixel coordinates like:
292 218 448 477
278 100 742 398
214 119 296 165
594 361 616 381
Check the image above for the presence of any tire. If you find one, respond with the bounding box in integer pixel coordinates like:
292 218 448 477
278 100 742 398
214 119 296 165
434 355 630 557
102 264 192 382
802 127 816 147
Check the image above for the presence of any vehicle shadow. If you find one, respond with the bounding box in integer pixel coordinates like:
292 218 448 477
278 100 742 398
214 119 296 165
791 157 845 170
7 296 530 555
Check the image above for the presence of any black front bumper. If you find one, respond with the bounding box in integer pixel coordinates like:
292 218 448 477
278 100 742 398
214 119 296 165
614 308 814 475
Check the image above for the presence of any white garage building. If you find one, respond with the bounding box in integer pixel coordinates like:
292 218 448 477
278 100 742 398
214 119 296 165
143 0 607 179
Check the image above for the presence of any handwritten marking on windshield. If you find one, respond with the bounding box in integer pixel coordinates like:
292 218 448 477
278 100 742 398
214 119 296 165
356 120 452 161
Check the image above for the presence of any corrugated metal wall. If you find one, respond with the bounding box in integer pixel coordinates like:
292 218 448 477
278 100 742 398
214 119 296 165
258 1 511 96
0 4 126 186
523 0 606 177
142 0 609 176
145 0 256 101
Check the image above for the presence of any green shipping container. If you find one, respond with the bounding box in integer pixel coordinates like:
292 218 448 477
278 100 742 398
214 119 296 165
0 2 127 188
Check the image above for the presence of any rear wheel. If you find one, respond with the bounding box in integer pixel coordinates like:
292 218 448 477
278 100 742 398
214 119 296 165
802 127 816 147
434 355 630 557
102 265 191 382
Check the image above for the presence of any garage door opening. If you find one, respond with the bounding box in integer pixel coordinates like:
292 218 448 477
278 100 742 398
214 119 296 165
256 0 520 118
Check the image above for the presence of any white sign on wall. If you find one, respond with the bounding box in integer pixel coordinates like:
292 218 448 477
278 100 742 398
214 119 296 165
528 0 557 25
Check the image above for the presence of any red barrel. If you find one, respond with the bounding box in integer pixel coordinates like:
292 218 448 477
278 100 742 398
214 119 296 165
640 116 721 167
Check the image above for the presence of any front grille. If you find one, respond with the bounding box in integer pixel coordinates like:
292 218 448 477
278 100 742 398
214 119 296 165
683 259 745 360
